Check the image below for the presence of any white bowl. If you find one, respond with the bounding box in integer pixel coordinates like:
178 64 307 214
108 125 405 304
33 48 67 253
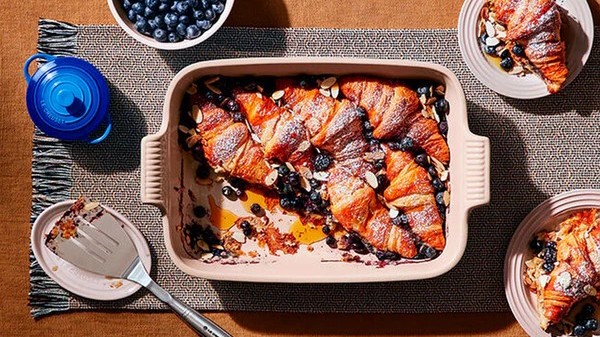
458 0 594 99
504 189 600 336
140 57 491 283
107 0 235 50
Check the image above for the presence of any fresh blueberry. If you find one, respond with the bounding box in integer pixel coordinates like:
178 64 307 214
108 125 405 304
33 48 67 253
288 172 300 186
529 239 544 253
500 49 511 59
400 136 414 152
414 153 429 167
321 225 330 235
484 45 496 55
212 2 224 14
222 186 235 198
309 191 322 203
176 1 190 14
123 0 133 10
434 98 449 114
417 86 430 98
250 203 262 215
325 236 337 248
144 6 156 17
187 0 199 7
193 205 207 218
158 2 169 11
170 1 179 11
583 304 596 316
176 23 187 36
196 164 210 179
542 262 554 273
438 121 448 134
179 15 191 24
131 2 145 14
585 318 598 331
363 120 373 132
435 192 445 205
148 18 158 30
145 0 159 9
313 153 332 171
309 178 320 189
192 9 205 19
135 18 150 33
573 325 586 336
185 24 201 39
153 28 167 42
432 178 445 192
479 32 488 45
241 221 252 237
374 159 385 170
154 14 166 27
208 0 218 4
205 8 215 21
428 166 438 178
512 44 524 56
200 0 210 8
419 244 438 259
500 57 514 70
392 213 409 227
231 111 244 122
225 99 239 112
127 9 137 21
164 13 179 27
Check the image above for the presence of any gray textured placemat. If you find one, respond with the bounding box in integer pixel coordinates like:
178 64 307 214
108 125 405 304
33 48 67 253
30 19 600 317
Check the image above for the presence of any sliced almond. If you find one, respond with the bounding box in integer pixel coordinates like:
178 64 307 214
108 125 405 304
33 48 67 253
485 21 496 37
256 85 264 93
198 240 210 251
84 201 100 211
204 76 220 85
508 65 524 75
485 36 500 47
439 170 449 182
298 166 313 179
495 23 506 32
363 151 386 162
443 191 450 207
432 106 441 123
365 171 379 189
319 88 331 97
264 169 278 186
585 284 597 296
178 125 191 134
430 156 446 172
285 162 295 172
389 207 399 218
256 92 263 99
320 77 337 89
186 135 199 148
206 83 222 95
272 90 284 101
192 105 203 124
421 109 429 118
496 30 506 39
538 275 551 289
296 140 311 153
186 84 198 95
313 171 329 181
300 175 311 192
488 12 496 23
330 83 340 99
251 133 261 144
419 94 427 105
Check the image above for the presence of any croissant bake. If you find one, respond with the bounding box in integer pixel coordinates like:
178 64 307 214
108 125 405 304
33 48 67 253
525 209 600 331
486 0 568 93
180 75 450 260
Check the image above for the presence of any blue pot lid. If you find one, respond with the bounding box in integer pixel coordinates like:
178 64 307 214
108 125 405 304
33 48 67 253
25 54 110 141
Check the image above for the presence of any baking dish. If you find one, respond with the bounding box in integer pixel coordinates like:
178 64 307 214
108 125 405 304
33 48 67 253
141 57 490 282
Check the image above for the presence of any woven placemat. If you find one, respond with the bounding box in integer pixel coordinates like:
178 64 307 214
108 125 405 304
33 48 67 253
29 19 600 318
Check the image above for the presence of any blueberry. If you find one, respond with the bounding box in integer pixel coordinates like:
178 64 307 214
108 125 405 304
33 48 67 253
484 45 496 55
197 19 212 30
417 86 430 98
146 0 159 9
132 2 145 14
542 262 554 273
500 57 514 70
231 111 244 122
277 165 290 176
500 49 511 59
200 0 210 9
176 1 190 14
400 137 414 152
279 197 294 210
176 22 187 36
512 44 524 56
158 2 169 11
585 318 598 331
309 191 321 203
434 98 449 114
127 9 137 21
438 121 448 134
208 0 218 4
192 9 205 19
250 203 262 215
583 304 596 316
189 24 204 38
419 244 438 259
414 153 429 167
428 166 438 178
154 14 166 27
222 186 235 198
432 178 445 192
152 28 167 42
392 213 409 227
435 192 445 205
321 225 330 235
205 8 215 21
196 164 210 179
164 13 179 27
176 15 190 25
193 205 207 218
363 120 373 132
573 325 586 336
388 142 402 151
376 174 388 192
356 107 367 119
225 99 239 112
374 159 385 170
123 0 133 10
325 236 337 248
314 153 332 171
529 239 544 253
135 18 150 33
187 0 199 7
144 6 156 17
241 221 252 236
479 32 488 45
288 172 300 186
148 18 158 30
212 2 224 14
309 178 320 189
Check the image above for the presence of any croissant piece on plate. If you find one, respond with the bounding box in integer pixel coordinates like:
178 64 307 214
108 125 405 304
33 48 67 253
339 76 450 164
491 0 568 93
524 209 600 330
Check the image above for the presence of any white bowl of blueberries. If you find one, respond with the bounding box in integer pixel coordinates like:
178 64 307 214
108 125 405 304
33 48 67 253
108 0 233 50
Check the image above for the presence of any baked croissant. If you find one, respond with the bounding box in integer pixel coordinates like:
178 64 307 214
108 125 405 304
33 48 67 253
339 76 450 164
492 0 568 93
525 209 600 330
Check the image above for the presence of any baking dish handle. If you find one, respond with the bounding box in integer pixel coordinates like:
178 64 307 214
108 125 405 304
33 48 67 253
464 132 490 210
141 133 166 212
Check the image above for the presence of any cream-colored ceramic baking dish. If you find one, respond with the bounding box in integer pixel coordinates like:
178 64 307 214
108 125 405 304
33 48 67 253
141 58 490 283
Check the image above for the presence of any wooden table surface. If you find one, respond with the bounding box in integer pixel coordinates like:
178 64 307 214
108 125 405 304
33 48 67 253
2 1 599 336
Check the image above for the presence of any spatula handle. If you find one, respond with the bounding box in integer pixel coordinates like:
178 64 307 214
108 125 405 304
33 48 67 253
145 280 232 337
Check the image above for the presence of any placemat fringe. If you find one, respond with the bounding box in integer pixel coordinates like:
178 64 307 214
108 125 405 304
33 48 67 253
29 18 78 318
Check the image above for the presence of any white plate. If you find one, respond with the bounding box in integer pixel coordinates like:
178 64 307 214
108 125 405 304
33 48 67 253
458 0 594 99
31 200 152 301
504 189 600 337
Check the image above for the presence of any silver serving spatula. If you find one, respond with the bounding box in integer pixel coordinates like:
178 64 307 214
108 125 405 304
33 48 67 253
45 202 231 337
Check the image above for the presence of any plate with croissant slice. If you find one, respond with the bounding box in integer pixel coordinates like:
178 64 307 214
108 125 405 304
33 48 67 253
141 58 490 283
458 0 594 99
505 190 600 336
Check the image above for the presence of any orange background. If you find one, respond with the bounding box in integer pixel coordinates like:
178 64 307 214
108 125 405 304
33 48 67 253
1 1 599 336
